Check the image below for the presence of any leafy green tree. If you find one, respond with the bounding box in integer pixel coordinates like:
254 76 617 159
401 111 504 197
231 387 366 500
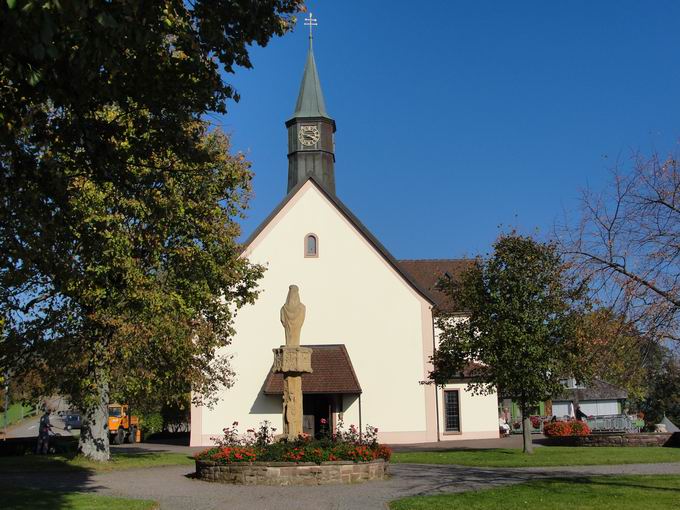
640 351 680 426
574 308 656 402
0 1 303 461
430 234 588 453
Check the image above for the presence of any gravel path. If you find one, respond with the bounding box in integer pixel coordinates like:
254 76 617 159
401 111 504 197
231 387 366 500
4 461 680 509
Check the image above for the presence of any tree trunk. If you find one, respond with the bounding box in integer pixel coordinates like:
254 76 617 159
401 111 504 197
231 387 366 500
521 402 534 454
78 379 110 462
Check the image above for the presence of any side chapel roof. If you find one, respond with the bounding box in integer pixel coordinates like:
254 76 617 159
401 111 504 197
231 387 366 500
398 259 475 313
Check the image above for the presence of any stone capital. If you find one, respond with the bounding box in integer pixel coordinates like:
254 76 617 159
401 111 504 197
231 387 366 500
272 346 313 374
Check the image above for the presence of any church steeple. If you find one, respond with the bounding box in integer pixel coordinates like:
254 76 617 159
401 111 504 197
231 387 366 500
286 14 336 194
291 43 330 120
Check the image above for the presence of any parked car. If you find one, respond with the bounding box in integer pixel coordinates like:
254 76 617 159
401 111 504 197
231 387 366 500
64 413 81 431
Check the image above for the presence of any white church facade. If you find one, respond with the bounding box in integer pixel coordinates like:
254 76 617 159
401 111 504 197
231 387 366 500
190 39 499 446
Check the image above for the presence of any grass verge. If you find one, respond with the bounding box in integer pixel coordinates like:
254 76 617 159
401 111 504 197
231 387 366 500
391 446 680 467
389 475 680 510
0 450 194 474
2 487 158 510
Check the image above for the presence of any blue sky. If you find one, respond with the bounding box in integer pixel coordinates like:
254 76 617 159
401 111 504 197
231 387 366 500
218 1 680 259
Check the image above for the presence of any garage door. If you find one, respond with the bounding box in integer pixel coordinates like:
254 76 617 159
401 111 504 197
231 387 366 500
580 400 619 416
552 402 571 418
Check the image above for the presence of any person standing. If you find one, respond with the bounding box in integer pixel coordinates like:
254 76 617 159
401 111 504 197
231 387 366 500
36 407 52 454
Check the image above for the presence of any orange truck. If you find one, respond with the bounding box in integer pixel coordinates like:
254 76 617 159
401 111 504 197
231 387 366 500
108 404 140 444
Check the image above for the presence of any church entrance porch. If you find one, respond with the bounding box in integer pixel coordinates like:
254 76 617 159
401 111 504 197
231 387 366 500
303 393 340 438
263 344 362 439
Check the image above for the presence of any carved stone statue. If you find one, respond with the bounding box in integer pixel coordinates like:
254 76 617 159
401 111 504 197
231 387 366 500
280 285 306 347
273 284 312 440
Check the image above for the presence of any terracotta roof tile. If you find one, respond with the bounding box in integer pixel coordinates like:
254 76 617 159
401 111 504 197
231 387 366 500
398 259 474 313
263 344 362 395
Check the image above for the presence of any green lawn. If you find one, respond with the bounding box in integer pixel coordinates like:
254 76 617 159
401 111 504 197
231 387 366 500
0 403 36 428
391 446 680 467
1 487 158 510
0 450 194 474
389 475 680 510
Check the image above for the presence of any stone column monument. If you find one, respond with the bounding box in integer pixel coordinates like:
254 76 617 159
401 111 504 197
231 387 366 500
273 285 313 440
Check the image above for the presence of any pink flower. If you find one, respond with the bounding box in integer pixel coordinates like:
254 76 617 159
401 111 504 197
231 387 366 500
320 418 327 425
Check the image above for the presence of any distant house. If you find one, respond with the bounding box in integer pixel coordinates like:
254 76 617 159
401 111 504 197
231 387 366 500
499 378 629 427
551 378 628 418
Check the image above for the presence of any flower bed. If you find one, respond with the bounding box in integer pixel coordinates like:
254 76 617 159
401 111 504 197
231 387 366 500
194 421 391 485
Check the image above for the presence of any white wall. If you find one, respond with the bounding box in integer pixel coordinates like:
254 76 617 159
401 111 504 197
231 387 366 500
434 320 500 441
438 382 499 441
193 182 435 445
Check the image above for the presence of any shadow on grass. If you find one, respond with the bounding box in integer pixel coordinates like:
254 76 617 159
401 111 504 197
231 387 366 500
3 487 92 510
557 475 680 493
0 451 101 509
0 443 191 506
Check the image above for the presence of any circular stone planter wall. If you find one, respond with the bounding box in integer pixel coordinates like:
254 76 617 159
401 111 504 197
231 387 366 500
195 459 387 485
544 433 673 447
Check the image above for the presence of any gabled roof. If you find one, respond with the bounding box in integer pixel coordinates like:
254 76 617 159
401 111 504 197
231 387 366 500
242 176 435 305
289 43 330 121
263 344 361 394
553 379 628 402
398 259 474 313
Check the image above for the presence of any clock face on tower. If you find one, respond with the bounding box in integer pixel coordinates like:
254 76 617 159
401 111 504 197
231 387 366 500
298 125 320 146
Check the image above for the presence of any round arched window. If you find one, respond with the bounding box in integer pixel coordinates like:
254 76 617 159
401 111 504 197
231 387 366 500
305 234 318 257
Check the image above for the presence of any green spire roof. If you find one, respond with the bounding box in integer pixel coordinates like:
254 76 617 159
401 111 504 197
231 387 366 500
290 42 331 120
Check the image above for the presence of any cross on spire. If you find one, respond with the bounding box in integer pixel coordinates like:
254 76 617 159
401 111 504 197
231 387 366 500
304 12 317 40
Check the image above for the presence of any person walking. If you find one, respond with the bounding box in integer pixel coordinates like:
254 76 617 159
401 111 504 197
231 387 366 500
575 405 588 422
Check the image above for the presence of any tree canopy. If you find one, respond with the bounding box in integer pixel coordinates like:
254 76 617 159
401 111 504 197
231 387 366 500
573 308 661 402
430 233 588 453
561 151 680 343
0 0 304 460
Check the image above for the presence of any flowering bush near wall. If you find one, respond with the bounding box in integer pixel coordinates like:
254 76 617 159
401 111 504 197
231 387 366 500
195 420 392 465
543 420 591 437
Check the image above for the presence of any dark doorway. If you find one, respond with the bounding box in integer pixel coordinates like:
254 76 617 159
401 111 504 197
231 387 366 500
303 394 339 438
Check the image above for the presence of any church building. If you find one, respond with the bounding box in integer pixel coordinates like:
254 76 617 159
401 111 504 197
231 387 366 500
190 36 499 446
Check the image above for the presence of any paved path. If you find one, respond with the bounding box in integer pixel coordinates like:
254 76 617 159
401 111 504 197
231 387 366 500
391 434 546 452
3 461 680 510
2 396 74 440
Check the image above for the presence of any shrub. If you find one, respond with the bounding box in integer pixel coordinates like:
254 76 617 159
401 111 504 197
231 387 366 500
570 421 591 436
543 421 571 437
543 420 591 437
195 421 392 465
139 412 163 435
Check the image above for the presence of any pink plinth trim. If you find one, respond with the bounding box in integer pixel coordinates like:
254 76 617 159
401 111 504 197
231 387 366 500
438 430 500 441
